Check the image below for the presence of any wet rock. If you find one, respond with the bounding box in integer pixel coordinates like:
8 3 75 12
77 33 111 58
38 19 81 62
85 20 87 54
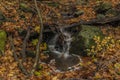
50 54 81 71
0 30 7 55
55 55 80 71
70 25 104 56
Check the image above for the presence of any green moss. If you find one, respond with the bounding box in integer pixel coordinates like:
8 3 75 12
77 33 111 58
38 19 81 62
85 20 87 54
0 30 7 55
80 25 104 48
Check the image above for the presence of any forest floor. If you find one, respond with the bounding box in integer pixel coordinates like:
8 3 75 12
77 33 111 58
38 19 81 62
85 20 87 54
0 0 120 80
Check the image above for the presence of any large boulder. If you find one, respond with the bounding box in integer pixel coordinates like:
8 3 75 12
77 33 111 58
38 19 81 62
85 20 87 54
70 25 104 56
0 30 7 55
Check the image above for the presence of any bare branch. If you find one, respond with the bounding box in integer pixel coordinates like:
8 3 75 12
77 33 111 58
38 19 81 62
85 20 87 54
9 35 29 76
30 0 44 75
21 14 34 61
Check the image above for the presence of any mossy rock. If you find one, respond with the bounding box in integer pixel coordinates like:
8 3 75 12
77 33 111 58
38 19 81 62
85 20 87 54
106 8 119 16
0 30 7 55
19 3 35 13
70 25 104 56
96 14 106 19
94 2 112 14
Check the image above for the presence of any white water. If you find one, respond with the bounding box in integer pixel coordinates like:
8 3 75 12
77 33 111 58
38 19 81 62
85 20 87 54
48 28 82 71
48 28 72 59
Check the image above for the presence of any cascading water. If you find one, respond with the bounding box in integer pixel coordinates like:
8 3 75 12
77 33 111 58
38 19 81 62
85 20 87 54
48 28 82 71
48 28 72 58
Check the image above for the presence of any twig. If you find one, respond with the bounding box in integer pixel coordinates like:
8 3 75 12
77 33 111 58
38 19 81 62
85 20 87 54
21 27 30 61
9 34 29 76
21 14 34 61
30 0 44 75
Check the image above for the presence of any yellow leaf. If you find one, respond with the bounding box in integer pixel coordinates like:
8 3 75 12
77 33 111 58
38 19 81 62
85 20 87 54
114 63 120 69
32 39 38 46
8 73 14 77
87 61 92 65
40 43 47 51
52 76 58 80
34 71 41 76
35 26 40 33
94 73 101 79
79 62 83 66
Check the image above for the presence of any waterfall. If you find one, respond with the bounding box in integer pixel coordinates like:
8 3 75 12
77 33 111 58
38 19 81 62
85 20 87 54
48 28 82 71
48 28 72 58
